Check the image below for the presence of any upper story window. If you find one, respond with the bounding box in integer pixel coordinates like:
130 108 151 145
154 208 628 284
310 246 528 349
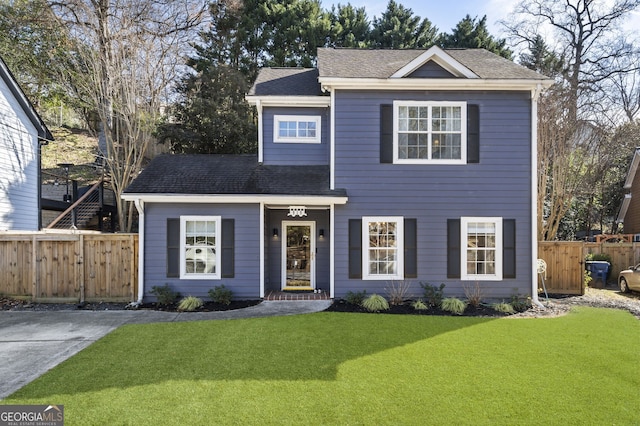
461 217 502 281
180 216 221 280
274 115 321 144
362 216 404 280
393 101 466 164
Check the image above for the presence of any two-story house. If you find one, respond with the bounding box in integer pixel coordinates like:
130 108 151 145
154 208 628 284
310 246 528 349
0 55 53 230
123 46 552 305
616 147 640 236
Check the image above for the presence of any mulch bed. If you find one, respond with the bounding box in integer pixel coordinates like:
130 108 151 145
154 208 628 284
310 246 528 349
325 299 515 317
137 300 261 312
0 297 261 312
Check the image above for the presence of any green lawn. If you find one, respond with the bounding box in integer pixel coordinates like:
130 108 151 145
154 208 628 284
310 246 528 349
4 307 640 425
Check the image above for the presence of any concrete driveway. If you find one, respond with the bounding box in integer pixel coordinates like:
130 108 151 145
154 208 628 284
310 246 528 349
0 301 330 400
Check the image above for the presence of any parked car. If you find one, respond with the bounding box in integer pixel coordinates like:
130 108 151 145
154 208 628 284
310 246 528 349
618 264 640 292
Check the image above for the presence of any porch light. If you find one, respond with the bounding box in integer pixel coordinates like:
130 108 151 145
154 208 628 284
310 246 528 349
273 228 278 238
319 229 325 239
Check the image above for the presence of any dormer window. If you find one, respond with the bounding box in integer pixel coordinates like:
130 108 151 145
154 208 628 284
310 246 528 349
274 115 321 144
393 101 467 164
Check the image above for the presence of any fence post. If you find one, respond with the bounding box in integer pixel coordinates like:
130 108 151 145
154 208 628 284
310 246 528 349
78 234 85 303
31 234 37 300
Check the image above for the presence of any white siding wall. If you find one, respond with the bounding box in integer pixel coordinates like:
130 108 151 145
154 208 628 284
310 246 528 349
0 76 39 230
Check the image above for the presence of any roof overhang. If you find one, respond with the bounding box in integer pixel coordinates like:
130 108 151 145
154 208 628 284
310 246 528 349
0 56 53 142
122 193 348 205
391 46 478 79
319 77 555 92
623 148 640 189
617 193 632 223
245 95 330 107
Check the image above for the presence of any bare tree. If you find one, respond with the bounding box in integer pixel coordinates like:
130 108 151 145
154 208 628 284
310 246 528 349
49 0 208 231
504 0 640 240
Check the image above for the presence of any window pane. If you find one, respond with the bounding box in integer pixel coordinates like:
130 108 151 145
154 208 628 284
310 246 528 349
367 220 398 276
184 219 217 275
433 134 461 159
465 221 497 277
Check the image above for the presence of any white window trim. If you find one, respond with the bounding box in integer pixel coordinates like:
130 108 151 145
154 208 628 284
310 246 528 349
180 215 222 280
393 100 467 164
461 217 503 281
362 216 404 280
273 115 321 144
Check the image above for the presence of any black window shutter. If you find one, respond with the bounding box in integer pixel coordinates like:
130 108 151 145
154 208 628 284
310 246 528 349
167 218 180 277
467 104 480 163
221 219 235 278
349 219 362 279
404 218 417 278
503 219 516 279
447 219 461 278
380 104 394 163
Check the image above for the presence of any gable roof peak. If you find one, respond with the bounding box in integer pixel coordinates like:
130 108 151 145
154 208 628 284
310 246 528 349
390 45 478 79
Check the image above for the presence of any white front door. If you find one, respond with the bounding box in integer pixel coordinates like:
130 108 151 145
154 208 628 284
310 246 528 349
281 221 315 290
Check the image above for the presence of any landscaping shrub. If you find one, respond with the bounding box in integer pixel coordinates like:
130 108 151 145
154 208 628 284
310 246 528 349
510 293 531 312
420 282 445 307
585 252 612 263
441 297 467 315
463 282 484 307
344 290 367 306
411 299 428 311
361 294 389 312
178 296 203 312
492 302 515 314
385 280 410 305
150 284 180 306
208 285 233 305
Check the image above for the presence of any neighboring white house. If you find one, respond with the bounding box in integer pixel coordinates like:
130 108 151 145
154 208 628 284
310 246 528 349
0 55 52 230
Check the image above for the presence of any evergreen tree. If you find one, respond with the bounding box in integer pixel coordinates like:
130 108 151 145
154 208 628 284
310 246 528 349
261 0 329 67
155 1 256 154
519 35 563 77
439 15 512 59
369 0 437 49
325 3 370 48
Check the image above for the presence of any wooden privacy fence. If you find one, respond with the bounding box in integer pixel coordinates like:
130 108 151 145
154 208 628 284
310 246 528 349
1 233 638 301
0 231 138 302
538 241 640 295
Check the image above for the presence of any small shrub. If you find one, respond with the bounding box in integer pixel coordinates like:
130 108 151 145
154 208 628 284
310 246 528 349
345 290 367 306
492 302 515 314
150 284 180 306
178 296 203 312
510 292 530 312
463 281 484 307
361 294 389 312
583 270 593 288
420 282 446 307
385 280 410 305
441 297 467 315
411 299 428 311
208 285 233 305
585 252 612 263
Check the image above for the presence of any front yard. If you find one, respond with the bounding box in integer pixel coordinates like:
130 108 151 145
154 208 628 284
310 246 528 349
3 307 639 424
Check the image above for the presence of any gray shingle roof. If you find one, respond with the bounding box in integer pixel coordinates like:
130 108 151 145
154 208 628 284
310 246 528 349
248 68 324 96
124 154 346 197
316 47 550 80
248 48 550 97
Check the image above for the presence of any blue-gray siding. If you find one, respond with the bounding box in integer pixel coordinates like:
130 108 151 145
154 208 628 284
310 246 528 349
332 90 533 299
144 203 261 300
262 106 330 165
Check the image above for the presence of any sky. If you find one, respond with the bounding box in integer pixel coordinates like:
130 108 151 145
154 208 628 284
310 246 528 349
351 0 518 37
350 0 640 38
